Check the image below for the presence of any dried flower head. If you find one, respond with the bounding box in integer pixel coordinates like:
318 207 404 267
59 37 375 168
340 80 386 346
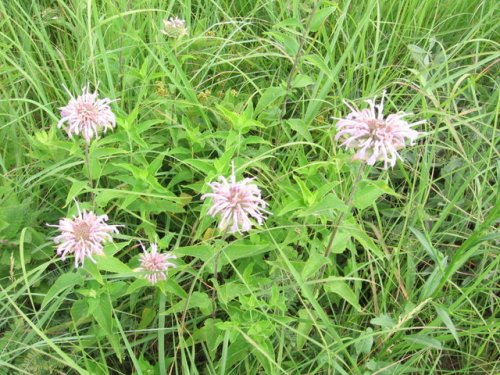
161 17 188 38
49 207 119 267
138 243 177 284
58 84 117 143
335 91 424 168
201 163 268 234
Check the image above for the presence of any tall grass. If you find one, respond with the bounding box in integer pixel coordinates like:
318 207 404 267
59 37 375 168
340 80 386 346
0 0 498 374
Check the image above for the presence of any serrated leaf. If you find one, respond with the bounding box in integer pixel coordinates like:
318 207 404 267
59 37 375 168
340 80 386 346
286 119 313 142
296 309 314 349
353 179 400 210
370 314 396 329
42 272 84 308
164 291 213 316
255 87 287 114
355 327 374 355
302 54 333 80
324 281 361 312
298 193 348 217
310 7 336 32
404 334 442 349
302 250 328 280
291 74 315 88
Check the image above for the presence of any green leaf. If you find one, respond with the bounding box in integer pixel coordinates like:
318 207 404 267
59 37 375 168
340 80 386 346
225 243 270 262
42 272 84 308
286 119 313 142
370 314 396 329
70 299 89 323
353 179 400 210
404 334 442 350
410 227 443 263
92 294 113 335
296 309 314 349
330 227 351 254
324 281 362 312
65 180 88 207
83 260 104 284
97 255 132 274
302 250 328 280
162 278 188 299
355 327 374 355
138 307 156 329
175 245 212 262
347 218 384 258
309 7 336 32
298 193 348 217
127 278 149 294
291 74 315 88
255 87 287 114
164 292 213 316
218 282 251 305
302 54 333 80
435 305 460 344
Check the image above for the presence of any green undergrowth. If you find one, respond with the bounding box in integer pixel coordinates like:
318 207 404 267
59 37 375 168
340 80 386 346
0 0 498 374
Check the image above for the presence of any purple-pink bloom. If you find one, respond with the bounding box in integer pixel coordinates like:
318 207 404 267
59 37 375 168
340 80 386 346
335 91 424 169
201 164 268 234
161 16 188 38
57 84 117 143
138 243 177 284
49 208 119 267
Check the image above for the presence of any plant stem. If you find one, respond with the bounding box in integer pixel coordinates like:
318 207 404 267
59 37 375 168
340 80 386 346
212 230 227 318
319 163 365 278
83 143 94 204
280 1 320 122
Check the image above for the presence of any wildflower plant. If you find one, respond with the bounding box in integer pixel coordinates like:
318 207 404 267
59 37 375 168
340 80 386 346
202 162 268 234
58 84 117 143
137 242 177 284
3 2 497 374
335 91 425 168
161 16 188 38
48 206 119 267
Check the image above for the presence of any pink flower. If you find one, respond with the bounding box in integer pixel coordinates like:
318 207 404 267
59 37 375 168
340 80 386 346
335 91 424 168
201 163 268 233
161 17 188 38
138 243 177 284
49 208 119 267
58 84 117 143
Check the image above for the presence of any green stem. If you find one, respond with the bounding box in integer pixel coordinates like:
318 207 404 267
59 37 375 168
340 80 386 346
319 163 365 278
84 143 95 204
212 230 228 318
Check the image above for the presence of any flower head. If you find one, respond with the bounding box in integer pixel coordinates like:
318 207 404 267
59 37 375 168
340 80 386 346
138 243 177 284
335 91 424 168
49 208 119 267
58 84 117 143
201 163 268 233
161 17 188 38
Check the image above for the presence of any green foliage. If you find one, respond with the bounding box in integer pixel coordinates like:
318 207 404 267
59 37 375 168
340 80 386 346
0 0 498 374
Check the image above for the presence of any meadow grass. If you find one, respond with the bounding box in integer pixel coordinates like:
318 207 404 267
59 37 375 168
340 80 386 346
0 0 498 374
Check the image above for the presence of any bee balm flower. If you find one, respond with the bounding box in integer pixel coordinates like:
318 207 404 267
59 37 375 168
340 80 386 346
58 84 117 143
49 208 119 267
202 164 268 234
161 17 188 38
138 243 177 284
335 91 424 169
